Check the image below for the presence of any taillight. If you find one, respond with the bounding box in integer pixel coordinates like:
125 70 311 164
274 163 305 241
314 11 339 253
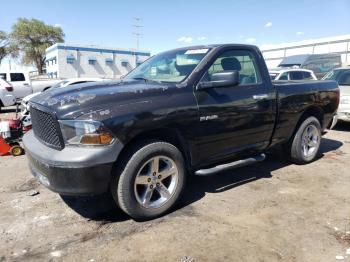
5 86 13 92
336 89 340 109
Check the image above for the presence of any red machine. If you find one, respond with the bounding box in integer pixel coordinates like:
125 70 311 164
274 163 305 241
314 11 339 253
0 118 26 156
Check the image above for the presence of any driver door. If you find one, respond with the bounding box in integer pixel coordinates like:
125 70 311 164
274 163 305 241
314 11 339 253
192 49 275 166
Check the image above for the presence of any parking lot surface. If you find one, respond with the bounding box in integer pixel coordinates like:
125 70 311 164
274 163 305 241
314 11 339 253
1 108 350 261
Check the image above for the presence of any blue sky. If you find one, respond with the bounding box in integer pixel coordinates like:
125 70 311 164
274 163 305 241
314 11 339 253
0 0 350 54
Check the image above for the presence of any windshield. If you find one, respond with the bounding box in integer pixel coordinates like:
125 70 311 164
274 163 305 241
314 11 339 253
50 80 69 89
322 69 350 86
124 48 210 83
269 73 278 80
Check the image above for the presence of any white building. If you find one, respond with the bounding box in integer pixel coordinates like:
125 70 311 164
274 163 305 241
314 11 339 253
45 43 150 79
261 34 350 68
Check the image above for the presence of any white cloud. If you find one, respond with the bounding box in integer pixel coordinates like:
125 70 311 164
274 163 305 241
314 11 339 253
54 23 62 28
264 22 272 27
197 36 206 41
239 35 244 39
245 37 256 43
296 31 305 36
177 36 193 43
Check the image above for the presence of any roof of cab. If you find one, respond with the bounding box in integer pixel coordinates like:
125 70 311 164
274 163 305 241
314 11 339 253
160 44 260 53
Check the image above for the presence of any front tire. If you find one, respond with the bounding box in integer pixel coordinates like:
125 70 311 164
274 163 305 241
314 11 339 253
284 116 322 164
111 141 186 221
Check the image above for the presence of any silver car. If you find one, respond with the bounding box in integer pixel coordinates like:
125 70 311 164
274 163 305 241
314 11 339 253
323 67 350 122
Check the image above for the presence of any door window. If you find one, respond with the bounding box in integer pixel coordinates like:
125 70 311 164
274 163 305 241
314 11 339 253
302 71 313 80
0 73 6 80
289 71 304 80
10 73 25 82
338 72 350 86
279 73 288 80
203 50 261 85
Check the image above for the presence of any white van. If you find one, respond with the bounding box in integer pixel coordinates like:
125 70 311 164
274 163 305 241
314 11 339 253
0 72 33 100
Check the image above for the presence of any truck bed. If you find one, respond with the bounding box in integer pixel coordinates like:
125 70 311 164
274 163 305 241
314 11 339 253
271 80 339 146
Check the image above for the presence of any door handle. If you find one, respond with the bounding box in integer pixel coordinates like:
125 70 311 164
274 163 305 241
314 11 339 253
252 94 269 100
23 83 29 86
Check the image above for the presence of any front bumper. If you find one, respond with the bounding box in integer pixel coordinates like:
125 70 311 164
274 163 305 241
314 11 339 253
23 130 123 195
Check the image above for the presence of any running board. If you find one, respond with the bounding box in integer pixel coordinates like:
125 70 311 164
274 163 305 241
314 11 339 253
194 154 266 176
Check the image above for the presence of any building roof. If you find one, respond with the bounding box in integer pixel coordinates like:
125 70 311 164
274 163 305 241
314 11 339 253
261 34 350 51
46 43 151 57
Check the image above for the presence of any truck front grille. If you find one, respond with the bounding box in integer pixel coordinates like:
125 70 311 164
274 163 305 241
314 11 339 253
30 106 64 150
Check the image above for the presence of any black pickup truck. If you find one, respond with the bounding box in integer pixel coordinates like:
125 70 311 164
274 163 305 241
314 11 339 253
23 44 339 220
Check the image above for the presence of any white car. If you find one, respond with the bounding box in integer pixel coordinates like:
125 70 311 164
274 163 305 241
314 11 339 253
323 67 350 122
21 77 107 115
31 78 62 93
0 78 16 112
0 71 33 100
269 68 317 81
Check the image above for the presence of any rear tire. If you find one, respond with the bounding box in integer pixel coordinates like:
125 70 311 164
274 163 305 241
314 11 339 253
111 141 186 221
283 116 322 164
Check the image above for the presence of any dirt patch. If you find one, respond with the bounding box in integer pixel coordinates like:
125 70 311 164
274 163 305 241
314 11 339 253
333 231 350 245
323 149 346 158
13 178 40 192
0 128 350 261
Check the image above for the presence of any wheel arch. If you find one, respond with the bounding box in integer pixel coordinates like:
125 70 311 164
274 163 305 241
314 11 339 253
287 105 324 143
115 127 192 172
298 106 324 128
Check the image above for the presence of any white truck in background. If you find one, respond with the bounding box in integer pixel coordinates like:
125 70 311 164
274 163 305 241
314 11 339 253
0 71 63 101
0 72 32 100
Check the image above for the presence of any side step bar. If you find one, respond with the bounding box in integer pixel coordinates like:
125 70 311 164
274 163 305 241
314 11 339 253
194 154 266 176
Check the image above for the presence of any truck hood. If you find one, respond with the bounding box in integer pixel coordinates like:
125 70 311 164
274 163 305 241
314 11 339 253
23 92 41 103
30 80 173 119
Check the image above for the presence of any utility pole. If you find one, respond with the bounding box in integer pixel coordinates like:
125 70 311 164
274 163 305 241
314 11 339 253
132 17 143 50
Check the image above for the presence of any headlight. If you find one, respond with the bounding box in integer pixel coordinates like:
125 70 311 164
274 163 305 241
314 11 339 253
340 96 350 104
58 120 114 146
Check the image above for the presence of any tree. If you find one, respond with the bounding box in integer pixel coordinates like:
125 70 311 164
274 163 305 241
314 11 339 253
0 31 12 65
11 18 64 74
0 31 19 66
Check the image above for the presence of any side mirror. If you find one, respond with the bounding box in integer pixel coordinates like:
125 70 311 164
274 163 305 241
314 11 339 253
198 70 240 89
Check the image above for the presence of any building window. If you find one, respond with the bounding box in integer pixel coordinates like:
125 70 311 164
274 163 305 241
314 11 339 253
66 54 76 64
121 59 129 67
88 57 97 65
105 58 113 64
